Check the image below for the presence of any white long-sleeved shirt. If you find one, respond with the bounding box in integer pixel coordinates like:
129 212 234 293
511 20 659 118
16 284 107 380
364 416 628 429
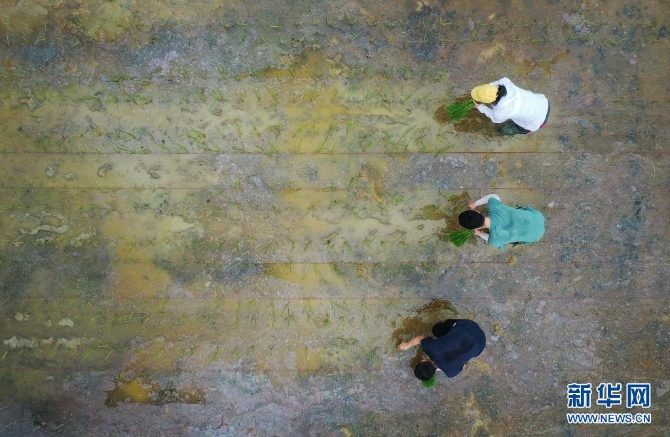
473 193 501 207
477 78 549 132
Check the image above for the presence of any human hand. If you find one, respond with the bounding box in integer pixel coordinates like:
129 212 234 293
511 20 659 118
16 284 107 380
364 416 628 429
468 202 477 209
397 342 412 351
474 229 484 237
398 335 423 350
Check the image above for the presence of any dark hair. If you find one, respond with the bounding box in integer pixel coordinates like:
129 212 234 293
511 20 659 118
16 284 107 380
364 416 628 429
458 210 485 229
414 361 437 381
492 85 507 106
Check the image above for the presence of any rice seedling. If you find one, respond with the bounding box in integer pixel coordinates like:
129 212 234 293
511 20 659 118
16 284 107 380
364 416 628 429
115 129 136 142
215 63 228 79
316 122 337 152
447 229 474 247
446 100 475 122
283 302 296 326
422 375 436 388
193 88 206 103
302 237 312 250
108 73 133 82
363 232 377 248
72 346 91 362
353 127 371 145
187 128 206 147
418 136 432 152
211 88 225 102
0 297 11 308
338 315 346 329
302 300 314 324
400 125 417 143
382 133 396 150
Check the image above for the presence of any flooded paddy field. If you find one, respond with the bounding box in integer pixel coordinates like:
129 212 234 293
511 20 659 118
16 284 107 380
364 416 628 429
0 0 668 435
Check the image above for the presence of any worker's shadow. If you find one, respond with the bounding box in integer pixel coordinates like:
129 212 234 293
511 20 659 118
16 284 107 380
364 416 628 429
434 97 501 137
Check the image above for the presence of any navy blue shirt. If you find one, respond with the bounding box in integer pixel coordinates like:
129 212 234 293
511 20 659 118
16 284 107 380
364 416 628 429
420 319 486 378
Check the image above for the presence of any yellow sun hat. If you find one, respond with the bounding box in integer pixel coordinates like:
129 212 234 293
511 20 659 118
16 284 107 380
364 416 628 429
471 84 498 103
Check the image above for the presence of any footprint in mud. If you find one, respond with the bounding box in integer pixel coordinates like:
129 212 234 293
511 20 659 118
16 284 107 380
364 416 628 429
45 164 59 178
61 172 78 181
133 162 162 179
86 95 104 112
147 165 161 179
97 162 113 177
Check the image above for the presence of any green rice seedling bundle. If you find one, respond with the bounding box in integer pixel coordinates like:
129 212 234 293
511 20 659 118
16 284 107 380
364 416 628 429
446 100 475 122
422 375 436 388
447 229 474 247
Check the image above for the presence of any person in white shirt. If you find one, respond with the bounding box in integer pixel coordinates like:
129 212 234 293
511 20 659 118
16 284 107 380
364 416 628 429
471 77 550 135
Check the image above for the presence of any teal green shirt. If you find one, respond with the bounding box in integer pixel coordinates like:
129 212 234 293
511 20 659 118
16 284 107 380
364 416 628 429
487 198 545 249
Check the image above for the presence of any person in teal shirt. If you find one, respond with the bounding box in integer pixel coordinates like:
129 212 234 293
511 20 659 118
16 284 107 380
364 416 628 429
458 194 545 249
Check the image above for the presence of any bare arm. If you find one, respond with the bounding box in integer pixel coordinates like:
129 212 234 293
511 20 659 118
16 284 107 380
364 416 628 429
397 335 425 351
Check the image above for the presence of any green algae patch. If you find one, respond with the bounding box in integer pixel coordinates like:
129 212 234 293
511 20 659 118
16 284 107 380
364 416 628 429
421 205 448 220
105 376 205 407
436 192 472 241
416 298 458 316
391 298 458 347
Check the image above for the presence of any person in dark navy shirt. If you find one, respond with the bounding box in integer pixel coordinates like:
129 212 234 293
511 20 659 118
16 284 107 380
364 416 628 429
397 319 486 382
